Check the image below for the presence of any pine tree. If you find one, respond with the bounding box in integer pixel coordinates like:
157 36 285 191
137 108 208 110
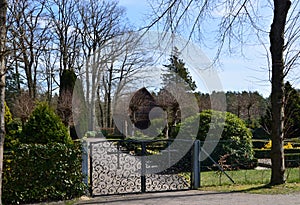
162 47 197 91
260 81 300 139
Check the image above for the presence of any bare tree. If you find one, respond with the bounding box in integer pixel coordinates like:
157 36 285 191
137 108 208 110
6 0 49 100
0 0 7 203
147 0 299 185
226 91 243 118
226 91 266 125
12 92 35 125
195 92 211 111
99 32 153 129
45 0 81 74
77 0 127 131
39 42 59 104
44 0 82 128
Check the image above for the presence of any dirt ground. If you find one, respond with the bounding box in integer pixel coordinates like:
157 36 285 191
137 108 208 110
73 190 300 205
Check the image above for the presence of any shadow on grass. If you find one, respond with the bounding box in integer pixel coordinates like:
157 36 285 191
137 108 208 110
229 182 300 195
230 184 272 193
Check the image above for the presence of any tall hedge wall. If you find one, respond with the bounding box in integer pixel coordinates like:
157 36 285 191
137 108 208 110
3 143 86 204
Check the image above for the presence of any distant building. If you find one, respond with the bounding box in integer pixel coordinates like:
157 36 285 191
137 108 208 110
128 87 157 130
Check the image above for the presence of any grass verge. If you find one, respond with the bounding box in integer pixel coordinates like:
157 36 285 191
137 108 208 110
200 167 300 186
198 167 300 194
199 183 300 194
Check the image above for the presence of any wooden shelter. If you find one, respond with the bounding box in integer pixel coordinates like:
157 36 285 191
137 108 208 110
129 87 157 129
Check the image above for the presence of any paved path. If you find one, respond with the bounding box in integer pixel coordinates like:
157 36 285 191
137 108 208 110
74 190 300 205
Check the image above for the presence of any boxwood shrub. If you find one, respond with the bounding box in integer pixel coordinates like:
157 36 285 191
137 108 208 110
3 143 86 204
20 102 72 144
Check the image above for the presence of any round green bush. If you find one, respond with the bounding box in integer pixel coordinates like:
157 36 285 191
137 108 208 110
21 102 72 144
180 110 254 169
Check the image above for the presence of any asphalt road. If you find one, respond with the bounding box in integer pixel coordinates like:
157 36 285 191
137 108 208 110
74 190 300 205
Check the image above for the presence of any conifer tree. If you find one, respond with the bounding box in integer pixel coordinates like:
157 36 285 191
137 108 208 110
162 47 197 91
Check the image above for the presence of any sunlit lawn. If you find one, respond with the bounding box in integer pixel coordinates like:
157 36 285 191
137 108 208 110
199 183 300 194
201 168 270 186
198 167 300 194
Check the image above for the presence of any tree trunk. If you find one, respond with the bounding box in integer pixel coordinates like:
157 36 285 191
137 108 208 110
269 0 291 185
0 0 7 203
106 64 113 128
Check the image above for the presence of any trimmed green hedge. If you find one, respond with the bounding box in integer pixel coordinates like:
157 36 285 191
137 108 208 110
254 149 300 159
254 149 300 167
252 139 268 149
3 143 86 204
254 149 270 159
285 153 300 167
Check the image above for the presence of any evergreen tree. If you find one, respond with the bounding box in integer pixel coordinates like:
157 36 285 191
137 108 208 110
5 66 22 108
159 47 197 138
162 47 197 91
283 82 300 139
260 81 300 139
21 102 72 144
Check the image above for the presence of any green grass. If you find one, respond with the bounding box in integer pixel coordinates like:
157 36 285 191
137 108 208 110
199 183 300 194
201 169 270 186
198 167 300 194
199 167 300 187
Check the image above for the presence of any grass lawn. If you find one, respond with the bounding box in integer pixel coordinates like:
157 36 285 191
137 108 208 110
201 168 271 186
198 167 300 194
199 183 300 194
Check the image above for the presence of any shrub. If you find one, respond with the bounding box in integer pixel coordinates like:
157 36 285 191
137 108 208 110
21 102 72 144
4 102 22 150
3 143 86 204
4 101 12 124
4 118 22 150
179 110 254 169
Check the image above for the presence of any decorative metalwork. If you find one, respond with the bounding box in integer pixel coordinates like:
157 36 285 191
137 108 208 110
90 141 141 196
145 174 190 192
90 140 192 196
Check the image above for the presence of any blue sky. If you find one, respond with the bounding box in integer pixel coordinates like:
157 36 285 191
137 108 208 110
119 0 275 97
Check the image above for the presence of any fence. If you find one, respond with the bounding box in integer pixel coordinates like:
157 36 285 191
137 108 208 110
82 139 300 194
198 139 300 186
83 139 197 196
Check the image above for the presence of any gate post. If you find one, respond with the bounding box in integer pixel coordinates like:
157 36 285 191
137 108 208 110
192 140 201 189
82 140 89 194
141 142 146 193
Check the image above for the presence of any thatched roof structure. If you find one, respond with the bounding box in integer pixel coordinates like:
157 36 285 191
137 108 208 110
129 87 157 129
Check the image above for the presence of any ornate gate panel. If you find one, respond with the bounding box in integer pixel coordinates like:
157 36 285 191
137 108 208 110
89 140 192 196
90 140 142 196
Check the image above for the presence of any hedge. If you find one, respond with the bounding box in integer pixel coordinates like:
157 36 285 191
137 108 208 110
254 149 300 159
252 139 269 149
253 149 270 159
254 149 300 168
3 143 86 204
285 153 300 167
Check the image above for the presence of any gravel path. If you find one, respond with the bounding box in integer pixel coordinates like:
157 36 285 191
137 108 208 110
74 190 300 205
